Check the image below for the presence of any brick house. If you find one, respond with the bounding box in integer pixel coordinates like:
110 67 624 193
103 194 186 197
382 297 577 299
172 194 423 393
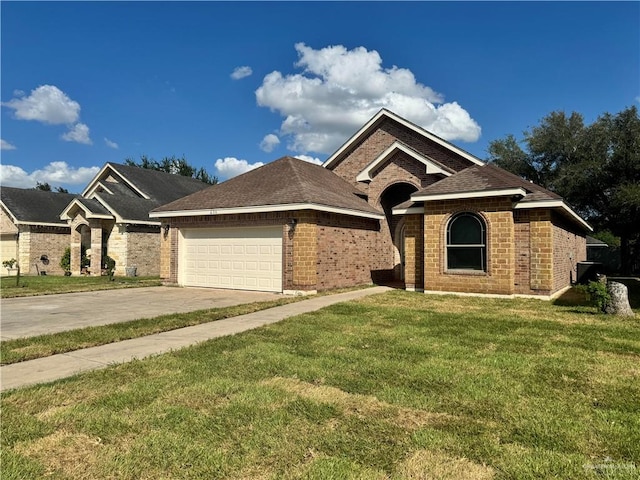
151 109 590 298
1 187 75 275
57 163 209 277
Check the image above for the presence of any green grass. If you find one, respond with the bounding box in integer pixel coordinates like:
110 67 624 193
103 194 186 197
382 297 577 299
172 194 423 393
0 275 162 298
2 290 638 479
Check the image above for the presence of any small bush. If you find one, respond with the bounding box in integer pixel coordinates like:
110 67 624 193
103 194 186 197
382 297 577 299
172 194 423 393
578 280 611 313
60 248 71 272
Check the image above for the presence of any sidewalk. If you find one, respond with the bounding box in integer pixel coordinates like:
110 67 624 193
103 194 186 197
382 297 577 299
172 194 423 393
0 286 390 392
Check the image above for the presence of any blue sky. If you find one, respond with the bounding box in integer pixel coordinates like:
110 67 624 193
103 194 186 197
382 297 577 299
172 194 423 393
1 1 638 192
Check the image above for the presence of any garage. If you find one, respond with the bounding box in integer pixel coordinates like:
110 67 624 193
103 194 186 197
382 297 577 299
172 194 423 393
180 226 283 292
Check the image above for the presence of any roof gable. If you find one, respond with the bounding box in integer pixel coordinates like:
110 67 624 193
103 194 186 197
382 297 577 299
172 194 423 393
151 156 383 220
355 141 454 182
323 109 485 170
77 162 210 223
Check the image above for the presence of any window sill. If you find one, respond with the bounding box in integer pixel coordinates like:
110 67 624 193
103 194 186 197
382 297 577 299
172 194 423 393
444 269 487 276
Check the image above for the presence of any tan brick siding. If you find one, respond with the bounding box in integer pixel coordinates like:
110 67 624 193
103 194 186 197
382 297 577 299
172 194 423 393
424 198 515 295
125 226 161 277
403 214 424 290
552 212 587 293
514 210 531 294
19 226 70 275
529 209 553 294
293 212 318 288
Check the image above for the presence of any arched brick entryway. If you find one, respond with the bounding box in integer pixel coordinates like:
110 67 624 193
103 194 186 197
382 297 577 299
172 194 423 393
377 182 418 284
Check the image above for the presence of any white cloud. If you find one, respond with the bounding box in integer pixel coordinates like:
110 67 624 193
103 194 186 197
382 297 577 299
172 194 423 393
1 139 16 150
104 137 119 149
294 154 323 165
214 157 264 178
256 43 481 154
62 123 92 145
2 85 81 125
231 66 253 80
0 161 100 188
259 134 280 152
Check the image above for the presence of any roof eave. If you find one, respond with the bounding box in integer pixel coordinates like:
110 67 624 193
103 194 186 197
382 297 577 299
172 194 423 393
513 200 592 231
150 203 384 221
412 187 527 202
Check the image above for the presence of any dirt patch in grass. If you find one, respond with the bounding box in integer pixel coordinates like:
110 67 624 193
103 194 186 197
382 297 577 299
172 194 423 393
263 376 454 430
14 430 105 478
397 449 495 479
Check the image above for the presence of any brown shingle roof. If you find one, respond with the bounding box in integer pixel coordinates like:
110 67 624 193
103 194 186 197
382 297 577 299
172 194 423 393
413 163 561 202
152 156 383 217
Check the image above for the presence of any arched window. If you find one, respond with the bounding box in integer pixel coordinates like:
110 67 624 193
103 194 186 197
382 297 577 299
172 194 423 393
446 213 486 271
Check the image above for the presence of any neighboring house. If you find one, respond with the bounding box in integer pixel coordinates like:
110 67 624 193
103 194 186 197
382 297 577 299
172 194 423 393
58 163 210 276
151 109 591 298
1 187 75 275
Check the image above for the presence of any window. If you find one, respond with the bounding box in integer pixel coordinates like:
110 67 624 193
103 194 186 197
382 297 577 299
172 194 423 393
446 212 486 271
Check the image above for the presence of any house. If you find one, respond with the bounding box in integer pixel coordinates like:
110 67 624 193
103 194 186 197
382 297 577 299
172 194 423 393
151 109 591 298
1 163 209 277
1 187 75 275
58 163 210 276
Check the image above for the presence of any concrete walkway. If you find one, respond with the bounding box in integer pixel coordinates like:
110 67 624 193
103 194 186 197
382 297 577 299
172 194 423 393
0 286 390 392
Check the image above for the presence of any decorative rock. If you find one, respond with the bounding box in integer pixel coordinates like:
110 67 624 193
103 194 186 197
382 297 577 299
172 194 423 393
605 281 635 317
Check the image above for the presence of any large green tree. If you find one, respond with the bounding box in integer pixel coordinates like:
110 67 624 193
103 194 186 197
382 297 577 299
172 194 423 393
488 106 640 274
125 155 217 185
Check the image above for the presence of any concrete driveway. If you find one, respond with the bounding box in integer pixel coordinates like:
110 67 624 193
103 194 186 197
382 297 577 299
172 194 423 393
0 286 283 340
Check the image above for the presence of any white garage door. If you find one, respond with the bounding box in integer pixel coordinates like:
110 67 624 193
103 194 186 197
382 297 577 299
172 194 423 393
180 226 283 292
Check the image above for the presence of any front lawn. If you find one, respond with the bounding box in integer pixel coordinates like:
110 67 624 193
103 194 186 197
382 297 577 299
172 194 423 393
2 291 639 479
0 275 162 298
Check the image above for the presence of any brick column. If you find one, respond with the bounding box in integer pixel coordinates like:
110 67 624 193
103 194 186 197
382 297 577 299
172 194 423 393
404 214 424 291
292 212 318 290
90 221 103 276
70 226 81 276
529 209 553 292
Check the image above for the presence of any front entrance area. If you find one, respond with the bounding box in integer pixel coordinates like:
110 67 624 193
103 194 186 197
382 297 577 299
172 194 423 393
179 226 283 292
379 183 418 284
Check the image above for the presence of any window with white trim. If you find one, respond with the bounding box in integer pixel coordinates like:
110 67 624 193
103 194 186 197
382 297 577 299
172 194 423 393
446 212 486 271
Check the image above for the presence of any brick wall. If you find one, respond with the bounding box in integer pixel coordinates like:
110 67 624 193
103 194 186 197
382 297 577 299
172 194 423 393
552 212 587 293
316 212 380 290
106 224 128 276
126 226 161 277
529 209 553 294
424 198 515 295
20 225 70 275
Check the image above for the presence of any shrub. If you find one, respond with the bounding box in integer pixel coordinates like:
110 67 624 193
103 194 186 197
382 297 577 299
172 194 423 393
578 280 611 313
60 248 71 272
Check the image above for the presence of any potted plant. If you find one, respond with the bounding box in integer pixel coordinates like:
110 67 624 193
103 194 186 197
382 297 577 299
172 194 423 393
3 258 18 276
